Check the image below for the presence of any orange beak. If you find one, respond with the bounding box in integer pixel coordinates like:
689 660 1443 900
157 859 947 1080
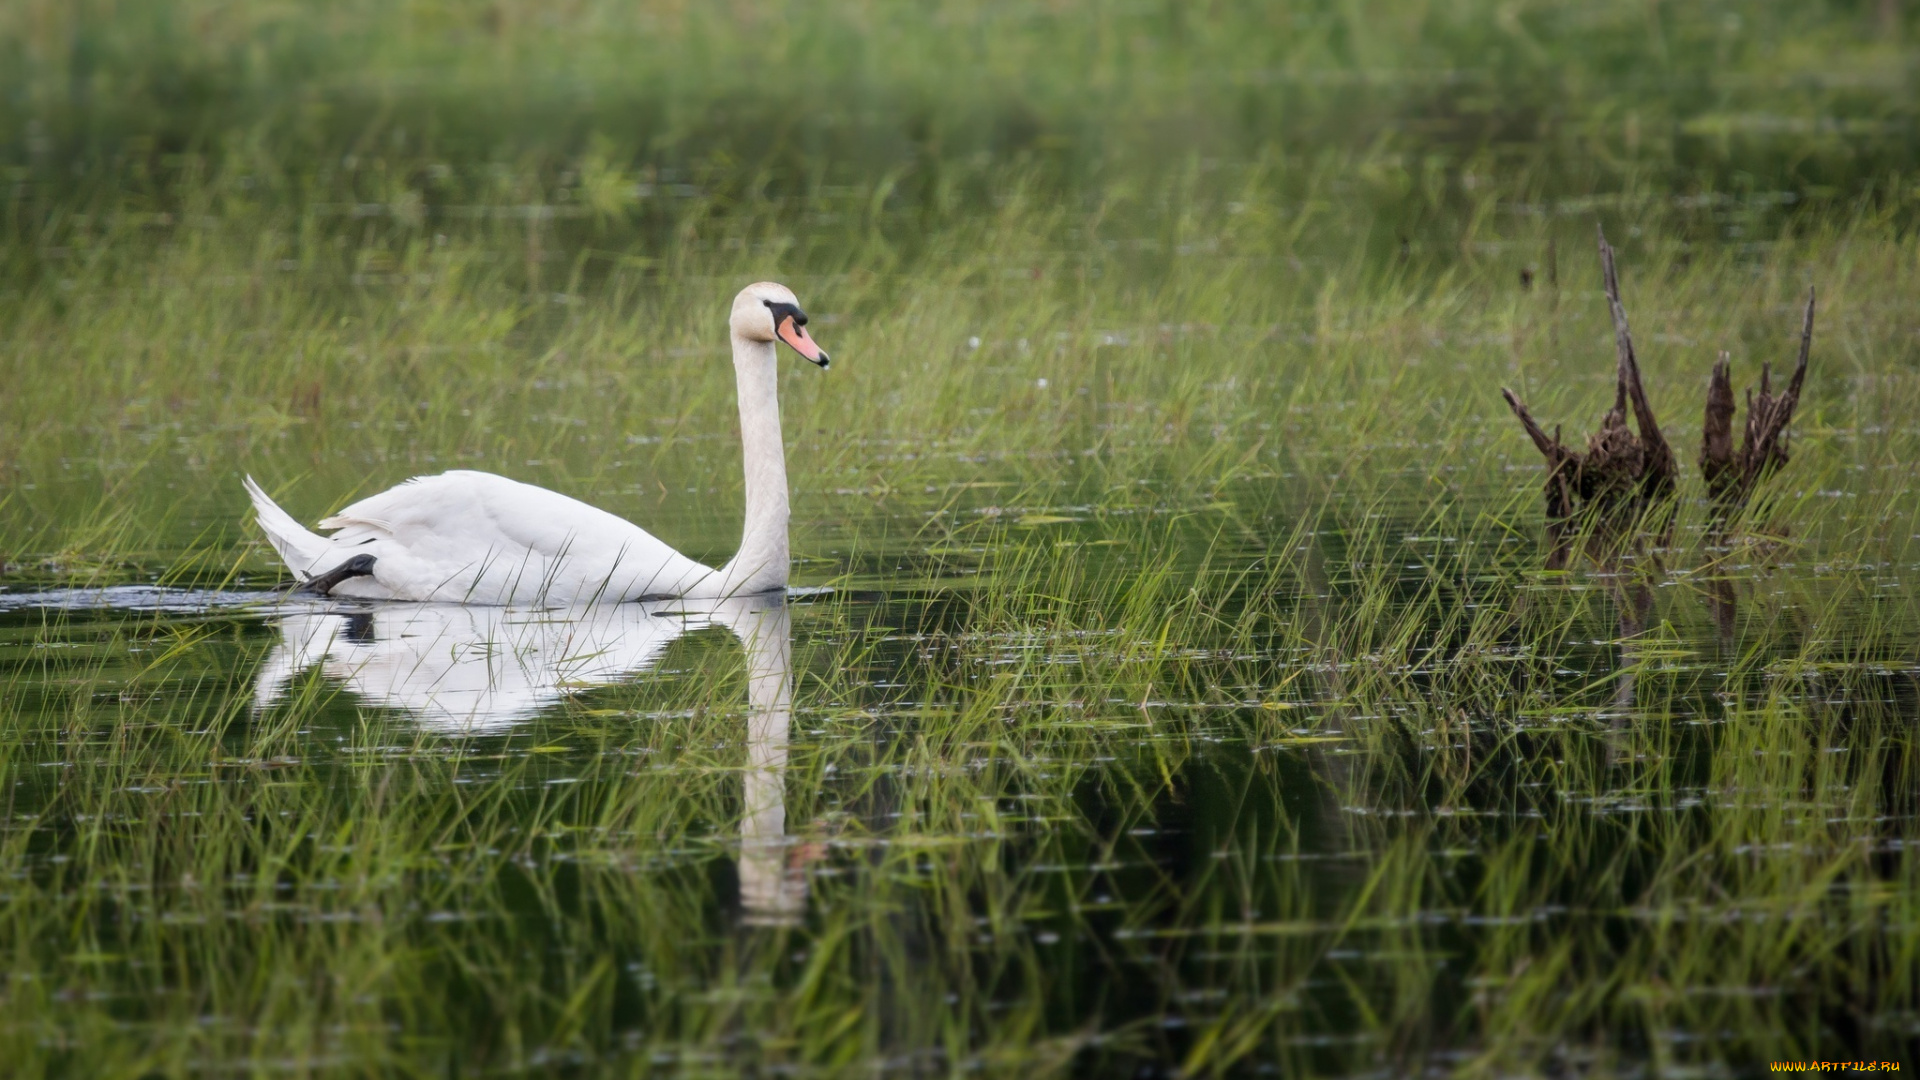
776 315 830 368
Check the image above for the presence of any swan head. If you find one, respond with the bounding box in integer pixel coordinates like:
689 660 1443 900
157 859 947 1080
731 282 830 369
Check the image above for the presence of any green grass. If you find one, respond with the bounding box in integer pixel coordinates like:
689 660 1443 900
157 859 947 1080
3 1 1919 1076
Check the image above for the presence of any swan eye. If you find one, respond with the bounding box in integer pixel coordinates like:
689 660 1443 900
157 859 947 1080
763 300 807 327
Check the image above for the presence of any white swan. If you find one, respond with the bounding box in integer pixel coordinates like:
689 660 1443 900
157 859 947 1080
243 282 828 605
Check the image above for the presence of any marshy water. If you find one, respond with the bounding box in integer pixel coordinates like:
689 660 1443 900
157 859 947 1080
7 425 1917 1074
4 2 1920 1075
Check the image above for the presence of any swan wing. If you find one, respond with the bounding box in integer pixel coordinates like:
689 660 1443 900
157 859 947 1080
317 471 715 603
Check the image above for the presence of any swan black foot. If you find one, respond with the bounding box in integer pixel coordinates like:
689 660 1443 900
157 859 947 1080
302 554 377 597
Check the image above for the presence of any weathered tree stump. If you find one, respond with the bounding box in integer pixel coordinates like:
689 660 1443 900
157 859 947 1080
1700 289 1816 522
1502 227 1817 562
1501 226 1678 564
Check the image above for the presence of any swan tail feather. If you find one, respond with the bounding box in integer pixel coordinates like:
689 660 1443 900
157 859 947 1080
244 475 330 580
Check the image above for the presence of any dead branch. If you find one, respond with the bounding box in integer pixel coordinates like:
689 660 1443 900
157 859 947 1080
1701 351 1738 499
1598 226 1676 500
1699 287 1815 520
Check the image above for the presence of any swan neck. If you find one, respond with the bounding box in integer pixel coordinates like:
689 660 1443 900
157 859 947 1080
718 333 789 595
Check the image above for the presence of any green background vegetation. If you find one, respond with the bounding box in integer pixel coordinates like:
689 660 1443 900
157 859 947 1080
1 1 1917 1076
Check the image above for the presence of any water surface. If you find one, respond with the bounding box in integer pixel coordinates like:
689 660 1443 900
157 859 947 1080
4 470 1914 1075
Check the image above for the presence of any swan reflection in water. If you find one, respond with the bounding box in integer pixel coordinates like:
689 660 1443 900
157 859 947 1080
253 593 808 923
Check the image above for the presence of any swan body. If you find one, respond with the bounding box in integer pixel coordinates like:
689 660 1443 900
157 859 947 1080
244 282 828 605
